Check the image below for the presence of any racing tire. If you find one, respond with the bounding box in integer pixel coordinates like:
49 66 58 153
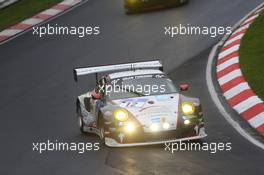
192 138 205 145
77 107 85 133
180 0 189 5
98 114 105 144
125 8 133 14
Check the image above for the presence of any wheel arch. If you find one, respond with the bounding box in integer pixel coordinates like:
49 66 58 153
76 98 81 113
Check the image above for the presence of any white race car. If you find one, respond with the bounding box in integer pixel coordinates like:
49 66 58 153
74 60 207 147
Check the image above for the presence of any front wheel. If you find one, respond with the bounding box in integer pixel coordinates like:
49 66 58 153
78 116 85 133
125 8 133 14
98 114 105 144
180 0 189 5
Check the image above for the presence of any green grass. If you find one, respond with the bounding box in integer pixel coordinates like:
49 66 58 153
0 0 63 31
240 13 264 100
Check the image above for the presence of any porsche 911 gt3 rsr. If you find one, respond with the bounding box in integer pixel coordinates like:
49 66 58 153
73 60 207 147
124 0 188 14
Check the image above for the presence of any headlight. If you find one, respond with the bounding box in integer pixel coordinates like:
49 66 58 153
184 119 191 125
150 123 159 132
114 109 128 122
125 122 136 133
162 122 170 129
182 102 195 115
128 0 137 3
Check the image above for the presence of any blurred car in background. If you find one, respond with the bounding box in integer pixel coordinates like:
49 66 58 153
124 0 189 14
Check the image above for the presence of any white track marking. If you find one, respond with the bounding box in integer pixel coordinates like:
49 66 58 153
61 0 82 6
41 9 62 16
0 29 22 36
242 14 259 25
217 56 239 72
218 44 240 59
255 7 264 14
248 112 264 128
233 96 262 114
21 18 43 25
223 82 250 100
218 69 241 85
224 34 244 46
232 24 250 35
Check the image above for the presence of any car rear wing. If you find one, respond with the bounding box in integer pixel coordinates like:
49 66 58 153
73 60 163 82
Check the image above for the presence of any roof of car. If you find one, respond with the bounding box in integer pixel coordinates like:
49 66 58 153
108 69 164 79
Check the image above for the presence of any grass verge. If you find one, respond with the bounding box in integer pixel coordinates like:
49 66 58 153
0 0 63 31
240 12 264 100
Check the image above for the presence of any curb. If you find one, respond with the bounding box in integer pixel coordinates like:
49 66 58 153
0 0 83 43
0 0 18 9
215 6 264 136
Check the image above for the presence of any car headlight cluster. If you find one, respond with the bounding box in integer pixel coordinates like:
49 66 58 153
162 122 170 130
149 122 170 132
128 0 137 4
182 102 195 115
125 122 136 133
114 109 136 133
114 109 128 122
150 123 159 132
184 119 191 125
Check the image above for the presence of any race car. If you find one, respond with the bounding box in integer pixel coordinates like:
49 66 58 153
124 0 189 14
73 60 207 147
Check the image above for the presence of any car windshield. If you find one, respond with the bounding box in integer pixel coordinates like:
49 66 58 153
106 74 177 100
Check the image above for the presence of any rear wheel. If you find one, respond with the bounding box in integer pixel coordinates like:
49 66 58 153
77 107 85 133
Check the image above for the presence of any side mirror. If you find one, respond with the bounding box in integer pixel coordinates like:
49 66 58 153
179 84 189 91
91 90 102 100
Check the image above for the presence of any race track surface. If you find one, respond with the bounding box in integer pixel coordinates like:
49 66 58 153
0 0 264 174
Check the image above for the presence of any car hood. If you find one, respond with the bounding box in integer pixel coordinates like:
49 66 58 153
111 93 180 132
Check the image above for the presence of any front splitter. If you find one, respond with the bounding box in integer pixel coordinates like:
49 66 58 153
105 132 207 147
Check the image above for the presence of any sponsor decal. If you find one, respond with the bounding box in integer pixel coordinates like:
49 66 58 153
155 95 170 101
119 98 148 108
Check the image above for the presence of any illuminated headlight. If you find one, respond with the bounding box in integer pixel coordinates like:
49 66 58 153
128 0 137 3
114 109 128 122
150 123 159 132
162 122 170 129
182 102 195 115
125 122 136 133
184 119 191 125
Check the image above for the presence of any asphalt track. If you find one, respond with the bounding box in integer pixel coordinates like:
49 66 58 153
0 0 264 174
